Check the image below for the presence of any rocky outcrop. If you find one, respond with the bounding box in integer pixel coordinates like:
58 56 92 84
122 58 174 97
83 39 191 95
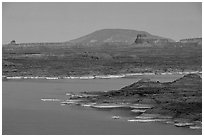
80 74 202 123
10 40 16 45
179 38 202 45
134 34 171 45
59 74 201 130
134 34 147 44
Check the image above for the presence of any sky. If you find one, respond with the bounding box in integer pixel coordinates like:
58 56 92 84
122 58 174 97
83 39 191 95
2 2 202 44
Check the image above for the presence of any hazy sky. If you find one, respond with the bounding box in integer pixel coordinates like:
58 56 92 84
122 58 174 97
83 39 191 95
2 2 202 44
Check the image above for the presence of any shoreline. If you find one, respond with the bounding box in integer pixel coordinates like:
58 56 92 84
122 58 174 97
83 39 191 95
2 71 201 80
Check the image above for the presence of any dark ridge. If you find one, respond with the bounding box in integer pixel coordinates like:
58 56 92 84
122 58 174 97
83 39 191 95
171 74 201 86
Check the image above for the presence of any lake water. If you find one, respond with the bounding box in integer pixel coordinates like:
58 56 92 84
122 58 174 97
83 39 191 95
2 75 202 135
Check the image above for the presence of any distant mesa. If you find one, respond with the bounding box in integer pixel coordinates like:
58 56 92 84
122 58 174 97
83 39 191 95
69 29 175 45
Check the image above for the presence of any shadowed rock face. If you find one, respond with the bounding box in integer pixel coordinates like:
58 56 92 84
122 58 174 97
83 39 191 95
135 34 147 44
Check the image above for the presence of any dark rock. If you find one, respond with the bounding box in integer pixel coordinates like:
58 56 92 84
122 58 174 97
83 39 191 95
10 40 16 45
135 34 147 44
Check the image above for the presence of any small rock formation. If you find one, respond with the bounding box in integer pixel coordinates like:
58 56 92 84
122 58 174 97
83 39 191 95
179 38 202 44
135 34 147 44
10 40 16 45
134 34 171 45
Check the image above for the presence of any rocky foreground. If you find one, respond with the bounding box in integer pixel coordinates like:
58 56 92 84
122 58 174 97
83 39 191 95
62 74 202 129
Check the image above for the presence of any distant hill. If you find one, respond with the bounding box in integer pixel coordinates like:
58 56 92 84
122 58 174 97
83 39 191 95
69 29 175 45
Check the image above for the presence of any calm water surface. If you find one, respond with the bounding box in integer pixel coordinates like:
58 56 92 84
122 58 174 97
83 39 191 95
2 75 202 135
